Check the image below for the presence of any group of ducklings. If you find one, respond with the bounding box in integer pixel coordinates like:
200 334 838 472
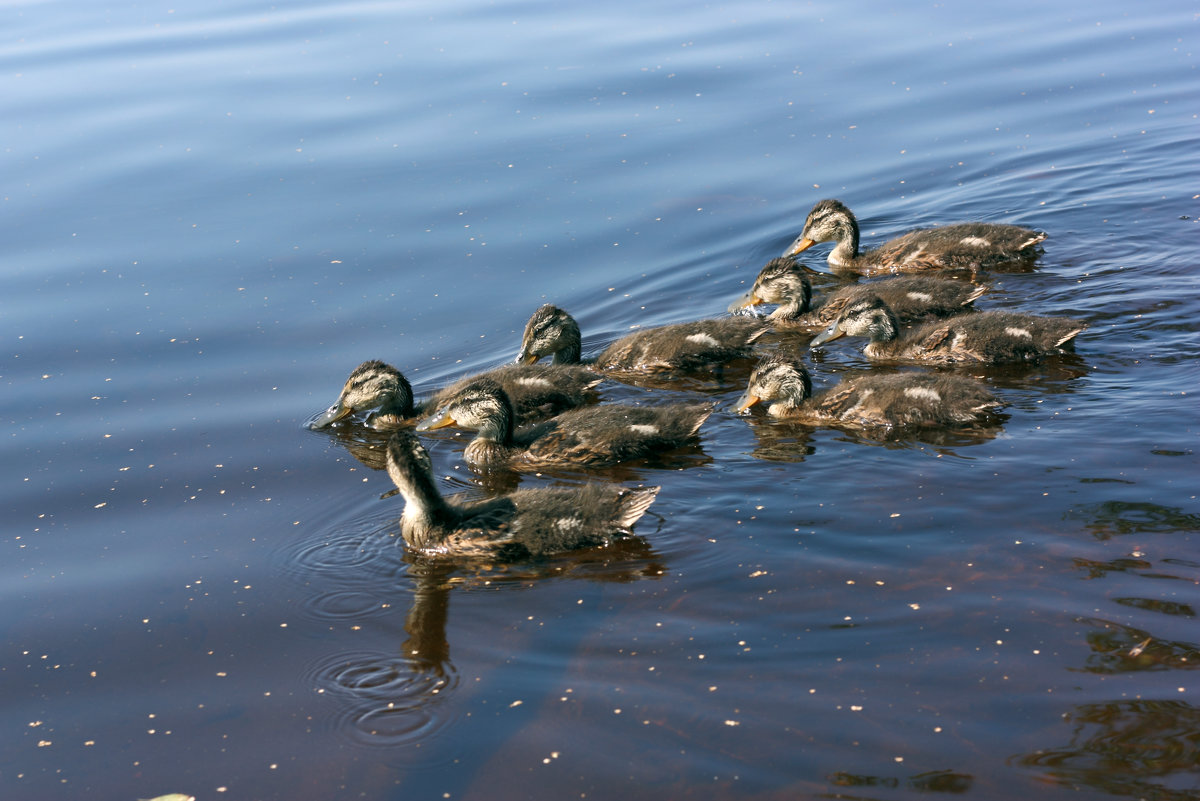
310 199 1085 560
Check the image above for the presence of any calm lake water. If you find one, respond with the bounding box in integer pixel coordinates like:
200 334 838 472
4 0 1199 799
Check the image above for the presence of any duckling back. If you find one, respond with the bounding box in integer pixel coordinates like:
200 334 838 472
459 484 659 557
427 363 601 424
595 317 768 372
520 404 712 467
812 372 1001 429
888 310 1086 364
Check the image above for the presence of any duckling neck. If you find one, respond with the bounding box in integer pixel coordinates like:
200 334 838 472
768 374 811 416
552 340 582 365
828 237 860 269
827 218 861 269
373 392 415 424
860 309 903 359
464 437 517 466
396 474 458 551
767 297 809 322
463 410 517 465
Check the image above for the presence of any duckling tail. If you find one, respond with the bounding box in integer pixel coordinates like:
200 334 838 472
615 486 660 529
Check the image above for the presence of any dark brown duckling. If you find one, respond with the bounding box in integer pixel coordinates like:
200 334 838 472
310 360 600 429
384 429 658 559
416 377 711 469
516 304 768 373
736 353 1002 431
810 295 1085 364
785 199 1047 275
730 256 986 329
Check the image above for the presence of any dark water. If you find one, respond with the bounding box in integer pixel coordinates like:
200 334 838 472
4 0 1199 799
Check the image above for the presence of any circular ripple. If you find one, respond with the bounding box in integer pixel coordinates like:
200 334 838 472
288 514 403 575
307 649 460 749
302 589 391 621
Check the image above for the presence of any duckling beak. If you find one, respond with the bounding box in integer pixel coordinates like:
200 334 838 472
734 389 761 414
727 288 765 314
311 400 354 429
783 236 816 258
809 319 845 347
415 407 458 431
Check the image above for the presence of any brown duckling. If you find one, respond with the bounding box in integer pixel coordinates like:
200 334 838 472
730 257 986 329
385 429 658 559
310 360 600 429
416 377 711 469
785 199 1047 275
736 353 1002 431
810 295 1085 364
516 304 768 373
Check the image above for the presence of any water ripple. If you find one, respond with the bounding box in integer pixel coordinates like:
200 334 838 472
307 649 460 749
286 512 406 578
302 589 393 621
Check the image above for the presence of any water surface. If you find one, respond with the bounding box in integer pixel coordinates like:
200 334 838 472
3 1 1199 799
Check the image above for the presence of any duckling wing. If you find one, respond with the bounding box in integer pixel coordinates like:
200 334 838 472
522 404 709 466
870 276 986 318
950 312 1082 363
813 373 1001 428
867 224 1045 272
491 484 658 556
596 318 767 372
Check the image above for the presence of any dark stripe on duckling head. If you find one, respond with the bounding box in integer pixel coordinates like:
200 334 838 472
752 256 812 311
420 377 515 443
740 353 812 413
518 304 582 364
821 295 899 343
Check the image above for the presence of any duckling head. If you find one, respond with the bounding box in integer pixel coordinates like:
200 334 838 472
735 353 813 415
312 360 414 428
516 304 582 365
416 377 515 443
729 256 813 316
385 428 436 494
809 295 898 347
784 199 860 264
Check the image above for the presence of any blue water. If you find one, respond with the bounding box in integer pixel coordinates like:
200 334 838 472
3 0 1199 799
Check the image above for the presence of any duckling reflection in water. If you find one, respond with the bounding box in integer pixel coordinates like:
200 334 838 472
811 295 1085 364
736 353 1003 433
517 304 768 373
311 359 600 430
729 256 985 330
385 429 658 560
417 377 711 469
785 198 1046 275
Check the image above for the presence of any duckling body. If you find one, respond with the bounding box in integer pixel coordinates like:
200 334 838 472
417 377 711 469
310 360 600 429
385 429 658 559
518 304 768 373
811 296 1085 364
786 199 1046 275
736 354 1001 431
731 257 985 329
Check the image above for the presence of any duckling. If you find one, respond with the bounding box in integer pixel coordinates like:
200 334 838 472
310 360 601 430
384 429 659 559
736 353 1001 430
517 304 768 373
785 199 1047 275
416 377 710 469
730 257 986 329
810 295 1085 364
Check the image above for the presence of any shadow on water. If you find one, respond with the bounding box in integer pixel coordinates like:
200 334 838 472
1012 699 1200 800
296 532 667 750
1064 501 1200 541
288 428 674 751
